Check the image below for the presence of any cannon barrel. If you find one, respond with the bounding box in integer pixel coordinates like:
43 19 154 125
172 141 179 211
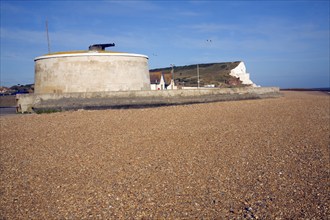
89 43 115 51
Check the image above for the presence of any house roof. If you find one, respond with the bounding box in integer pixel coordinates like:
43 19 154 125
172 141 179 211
150 71 161 84
150 71 172 85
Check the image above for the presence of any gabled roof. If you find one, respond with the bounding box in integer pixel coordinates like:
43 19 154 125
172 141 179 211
150 71 162 84
163 73 172 85
150 71 172 85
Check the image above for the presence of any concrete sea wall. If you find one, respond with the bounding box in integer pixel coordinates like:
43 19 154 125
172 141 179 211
16 87 281 113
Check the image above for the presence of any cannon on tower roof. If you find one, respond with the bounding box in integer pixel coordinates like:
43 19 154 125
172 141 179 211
88 43 115 51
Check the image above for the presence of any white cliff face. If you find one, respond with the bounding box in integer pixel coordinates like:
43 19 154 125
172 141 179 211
230 62 256 86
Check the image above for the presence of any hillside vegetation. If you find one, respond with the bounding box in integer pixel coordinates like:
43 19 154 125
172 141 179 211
150 61 246 87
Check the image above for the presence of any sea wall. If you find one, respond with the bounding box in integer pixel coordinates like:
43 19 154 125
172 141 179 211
16 87 281 113
0 95 16 107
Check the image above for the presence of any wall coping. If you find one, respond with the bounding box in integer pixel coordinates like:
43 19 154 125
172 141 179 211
35 52 149 61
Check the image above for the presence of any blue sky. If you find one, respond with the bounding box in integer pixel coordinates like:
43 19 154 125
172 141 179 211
1 0 329 88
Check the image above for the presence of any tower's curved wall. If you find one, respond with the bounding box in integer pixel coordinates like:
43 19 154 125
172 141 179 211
34 52 150 94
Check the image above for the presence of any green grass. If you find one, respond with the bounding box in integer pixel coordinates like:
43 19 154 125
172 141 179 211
150 62 243 87
35 108 61 114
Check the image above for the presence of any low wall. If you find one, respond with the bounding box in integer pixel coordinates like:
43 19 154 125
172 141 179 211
16 87 281 113
0 95 16 107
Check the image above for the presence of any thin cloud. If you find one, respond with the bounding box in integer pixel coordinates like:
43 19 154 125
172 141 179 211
176 10 201 17
0 27 152 52
0 2 27 14
108 0 159 12
0 28 45 44
179 18 329 55
183 23 239 32
49 31 152 51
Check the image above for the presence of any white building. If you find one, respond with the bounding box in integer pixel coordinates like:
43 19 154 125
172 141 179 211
150 71 177 90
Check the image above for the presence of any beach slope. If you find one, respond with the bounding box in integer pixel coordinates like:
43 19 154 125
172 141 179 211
1 91 329 218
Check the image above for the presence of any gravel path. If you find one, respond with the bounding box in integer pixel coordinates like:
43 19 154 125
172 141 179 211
1 91 329 219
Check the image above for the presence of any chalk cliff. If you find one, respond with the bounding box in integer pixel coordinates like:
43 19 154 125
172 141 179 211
229 62 256 87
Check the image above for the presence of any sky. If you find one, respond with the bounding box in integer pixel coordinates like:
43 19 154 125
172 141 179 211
0 0 329 88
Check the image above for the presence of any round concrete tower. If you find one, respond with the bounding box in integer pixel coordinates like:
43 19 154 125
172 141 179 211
34 46 150 94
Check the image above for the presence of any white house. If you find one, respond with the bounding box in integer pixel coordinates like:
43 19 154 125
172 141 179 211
150 71 177 90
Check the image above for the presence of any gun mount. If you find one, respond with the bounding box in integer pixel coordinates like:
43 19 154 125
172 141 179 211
89 43 115 51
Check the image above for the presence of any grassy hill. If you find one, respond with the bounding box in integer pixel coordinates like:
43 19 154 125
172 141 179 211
150 61 247 87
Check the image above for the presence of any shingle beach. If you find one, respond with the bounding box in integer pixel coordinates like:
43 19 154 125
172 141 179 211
1 91 329 219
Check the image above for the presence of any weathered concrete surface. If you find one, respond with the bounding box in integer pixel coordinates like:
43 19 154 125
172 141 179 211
34 53 150 94
0 107 17 117
16 87 281 113
0 95 16 107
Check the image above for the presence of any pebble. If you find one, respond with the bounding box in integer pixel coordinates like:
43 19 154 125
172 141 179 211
0 91 329 219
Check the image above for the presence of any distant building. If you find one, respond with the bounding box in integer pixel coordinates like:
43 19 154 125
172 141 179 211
150 71 177 90
204 84 215 88
0 87 9 95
